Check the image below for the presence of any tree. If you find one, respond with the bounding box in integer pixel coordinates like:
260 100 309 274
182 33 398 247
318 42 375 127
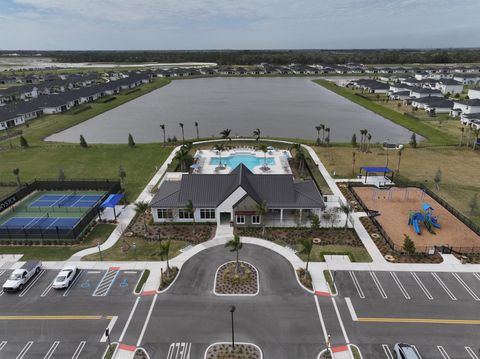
295 146 306 177
366 133 372 152
351 133 357 148
185 200 195 234
80 135 88 148
469 194 478 216
194 122 199 140
253 128 261 142
409 133 417 148
315 125 322 145
179 123 185 142
258 143 269 169
160 124 166 145
220 128 231 142
13 168 21 187
352 151 356 176
403 235 416 255
323 208 340 230
128 133 135 147
255 200 268 235
324 128 330 146
19 136 29 148
159 240 171 272
134 201 149 236
213 143 225 168
459 127 464 147
299 238 313 276
58 168 66 181
310 214 320 229
396 148 403 174
225 235 243 274
174 145 192 172
118 165 126 184
339 204 352 230
319 124 325 143
434 168 442 190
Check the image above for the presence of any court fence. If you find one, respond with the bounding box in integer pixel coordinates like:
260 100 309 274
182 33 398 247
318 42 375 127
0 179 121 241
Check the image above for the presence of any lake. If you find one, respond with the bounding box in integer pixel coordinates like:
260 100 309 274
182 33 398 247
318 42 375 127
47 77 415 144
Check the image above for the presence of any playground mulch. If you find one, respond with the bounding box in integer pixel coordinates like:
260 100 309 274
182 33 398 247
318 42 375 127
353 186 480 251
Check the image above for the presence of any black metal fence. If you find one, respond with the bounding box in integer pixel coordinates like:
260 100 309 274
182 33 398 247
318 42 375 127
0 179 121 241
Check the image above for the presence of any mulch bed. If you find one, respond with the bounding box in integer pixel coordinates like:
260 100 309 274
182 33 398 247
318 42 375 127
160 267 179 291
134 349 148 359
215 262 258 295
205 343 261 359
337 182 363 211
296 268 313 291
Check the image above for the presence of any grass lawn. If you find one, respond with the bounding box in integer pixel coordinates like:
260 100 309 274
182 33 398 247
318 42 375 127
0 223 116 261
299 244 372 263
314 79 458 145
82 238 189 261
0 186 16 198
316 146 480 225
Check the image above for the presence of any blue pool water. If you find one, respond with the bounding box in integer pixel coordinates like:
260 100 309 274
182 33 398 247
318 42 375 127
209 155 276 171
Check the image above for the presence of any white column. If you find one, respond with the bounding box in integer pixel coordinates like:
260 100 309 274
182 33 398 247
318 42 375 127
299 209 302 223
280 209 284 226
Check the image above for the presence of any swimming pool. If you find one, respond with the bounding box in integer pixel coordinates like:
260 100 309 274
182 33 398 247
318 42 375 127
209 154 276 171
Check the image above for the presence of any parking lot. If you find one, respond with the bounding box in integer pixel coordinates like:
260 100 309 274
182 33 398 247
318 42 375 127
0 268 141 358
332 270 480 358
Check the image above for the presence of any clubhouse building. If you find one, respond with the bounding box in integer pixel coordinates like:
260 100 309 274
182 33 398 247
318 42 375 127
150 164 325 227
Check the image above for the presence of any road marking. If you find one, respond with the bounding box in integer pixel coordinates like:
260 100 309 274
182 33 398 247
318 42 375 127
0 270 5 276
349 271 365 299
87 271 101 274
382 344 393 359
71 341 86 359
124 271 138 274
63 270 84 297
136 294 158 347
452 273 480 301
411 272 433 300
314 295 329 344
466 347 479 359
0 341 7 351
345 297 358 321
0 290 4 297
0 315 113 320
19 269 46 297
473 273 480 281
370 271 387 299
411 345 423 359
41 278 56 297
437 346 451 359
431 273 457 300
358 317 480 325
93 268 120 296
16 341 33 359
100 315 118 342
167 342 191 359
44 341 59 359
119 296 140 342
331 297 349 343
390 272 410 299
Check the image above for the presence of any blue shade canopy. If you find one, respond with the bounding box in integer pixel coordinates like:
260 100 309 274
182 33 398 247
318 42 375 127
100 194 124 208
360 166 394 173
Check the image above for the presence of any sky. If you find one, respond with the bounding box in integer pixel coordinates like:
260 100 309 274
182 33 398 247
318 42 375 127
0 0 479 50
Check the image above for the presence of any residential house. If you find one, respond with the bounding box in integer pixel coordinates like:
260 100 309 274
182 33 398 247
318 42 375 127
468 88 480 100
435 79 464 95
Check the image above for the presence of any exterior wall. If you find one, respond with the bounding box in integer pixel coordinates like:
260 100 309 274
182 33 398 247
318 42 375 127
468 89 480 100
233 195 262 227
216 187 247 223
151 207 217 223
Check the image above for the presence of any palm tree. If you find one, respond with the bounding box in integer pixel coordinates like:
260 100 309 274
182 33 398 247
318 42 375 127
213 143 225 168
134 201 149 236
220 128 231 142
315 125 321 145
253 128 261 142
295 147 306 177
179 123 185 142
299 238 313 276
225 235 243 274
185 200 195 234
255 200 268 235
319 124 325 143
339 204 352 230
174 145 190 172
324 127 330 145
366 133 372 153
359 130 365 152
352 151 356 176
160 124 166 145
13 168 21 188
194 122 199 140
258 143 269 170
396 148 403 174
159 240 171 272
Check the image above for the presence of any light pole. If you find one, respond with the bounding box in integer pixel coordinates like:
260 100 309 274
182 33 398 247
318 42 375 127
132 242 137 260
230 305 236 351
97 242 103 261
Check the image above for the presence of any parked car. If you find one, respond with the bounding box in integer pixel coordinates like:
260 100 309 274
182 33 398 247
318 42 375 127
393 343 421 359
3 260 42 292
52 265 78 289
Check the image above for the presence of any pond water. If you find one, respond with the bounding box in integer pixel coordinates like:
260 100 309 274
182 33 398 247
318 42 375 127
46 77 416 144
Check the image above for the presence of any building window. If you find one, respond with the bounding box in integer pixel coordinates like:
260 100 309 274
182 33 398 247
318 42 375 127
236 215 245 224
178 209 194 219
200 209 216 219
157 209 172 219
251 215 261 224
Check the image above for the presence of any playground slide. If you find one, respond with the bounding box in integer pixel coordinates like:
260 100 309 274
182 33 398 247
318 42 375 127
430 217 441 229
413 219 421 235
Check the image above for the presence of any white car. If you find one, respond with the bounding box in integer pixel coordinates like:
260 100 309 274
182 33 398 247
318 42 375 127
52 265 78 289
393 343 420 359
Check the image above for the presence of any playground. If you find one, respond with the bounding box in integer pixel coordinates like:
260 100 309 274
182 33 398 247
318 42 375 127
353 186 480 251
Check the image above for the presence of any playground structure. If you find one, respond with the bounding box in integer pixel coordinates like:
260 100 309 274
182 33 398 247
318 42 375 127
408 203 441 235
372 186 426 202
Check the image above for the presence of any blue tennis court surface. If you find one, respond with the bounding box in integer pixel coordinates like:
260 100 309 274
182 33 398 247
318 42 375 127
29 194 102 208
0 217 79 229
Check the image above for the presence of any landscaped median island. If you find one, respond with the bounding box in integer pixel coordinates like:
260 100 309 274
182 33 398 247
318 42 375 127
215 261 258 295
205 343 262 359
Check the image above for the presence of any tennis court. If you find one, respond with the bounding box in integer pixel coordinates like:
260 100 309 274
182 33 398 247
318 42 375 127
29 193 103 208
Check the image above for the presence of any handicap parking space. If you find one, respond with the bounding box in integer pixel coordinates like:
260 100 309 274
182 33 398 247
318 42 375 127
61 269 107 297
0 340 105 359
107 270 140 297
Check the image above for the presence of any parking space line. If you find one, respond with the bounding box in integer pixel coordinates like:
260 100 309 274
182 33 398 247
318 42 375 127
390 272 410 299
93 268 120 296
473 273 480 281
382 344 393 359
41 279 55 297
119 296 141 342
16 341 33 359
19 270 46 297
64 270 84 297
437 346 451 359
466 347 479 359
71 341 86 359
431 273 457 300
452 273 480 301
136 294 158 347
87 271 101 274
100 316 118 342
411 272 433 300
0 270 5 276
370 271 387 299
411 345 423 359
0 341 7 351
44 341 59 359
0 290 4 297
124 271 138 274
349 271 365 299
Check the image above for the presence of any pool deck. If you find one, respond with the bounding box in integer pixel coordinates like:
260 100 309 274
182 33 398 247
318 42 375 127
193 148 292 174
